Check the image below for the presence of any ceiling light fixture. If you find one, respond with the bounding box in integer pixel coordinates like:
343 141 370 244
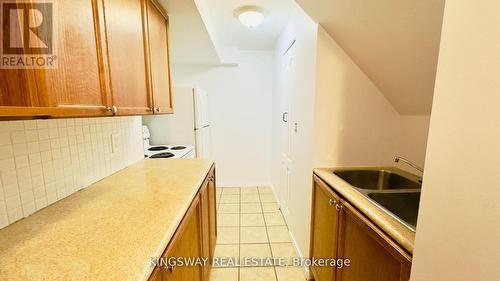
236 6 265 28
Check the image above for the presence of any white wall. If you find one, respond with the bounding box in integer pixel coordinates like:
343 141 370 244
313 28 431 171
0 117 143 229
411 1 500 280
272 6 432 260
395 116 430 170
171 51 274 187
313 26 401 168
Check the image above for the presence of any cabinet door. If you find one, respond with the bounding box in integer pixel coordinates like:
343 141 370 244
148 267 163 281
147 0 173 114
207 168 217 258
336 201 412 281
0 1 39 114
0 0 111 117
162 195 203 281
200 180 211 280
310 176 342 281
0 70 36 106
104 0 152 115
34 0 111 116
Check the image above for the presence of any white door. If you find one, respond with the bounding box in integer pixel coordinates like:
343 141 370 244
280 162 292 220
278 40 296 221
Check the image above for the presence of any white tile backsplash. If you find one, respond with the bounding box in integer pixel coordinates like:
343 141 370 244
0 116 143 229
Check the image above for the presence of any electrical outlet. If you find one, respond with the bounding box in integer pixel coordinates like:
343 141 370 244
111 133 121 153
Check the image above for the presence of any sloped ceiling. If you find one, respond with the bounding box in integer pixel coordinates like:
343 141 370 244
160 0 221 65
296 0 445 115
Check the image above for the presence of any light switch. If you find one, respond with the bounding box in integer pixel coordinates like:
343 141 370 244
111 133 121 153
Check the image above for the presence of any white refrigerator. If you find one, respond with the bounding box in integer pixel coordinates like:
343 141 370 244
154 87 211 158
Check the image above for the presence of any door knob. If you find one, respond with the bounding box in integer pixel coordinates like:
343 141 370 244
282 112 288 122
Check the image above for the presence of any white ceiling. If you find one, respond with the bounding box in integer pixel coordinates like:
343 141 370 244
205 0 294 50
296 0 445 115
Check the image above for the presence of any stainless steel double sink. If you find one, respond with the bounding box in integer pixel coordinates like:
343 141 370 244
333 169 422 231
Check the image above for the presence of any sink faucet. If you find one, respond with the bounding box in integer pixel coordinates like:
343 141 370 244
394 156 424 173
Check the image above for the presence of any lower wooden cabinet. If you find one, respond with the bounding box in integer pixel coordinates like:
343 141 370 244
162 195 203 281
200 178 211 279
149 166 216 281
310 176 342 281
149 267 163 281
207 170 217 258
336 201 411 281
310 175 411 281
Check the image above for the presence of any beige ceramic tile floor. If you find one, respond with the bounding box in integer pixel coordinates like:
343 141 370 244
210 187 307 281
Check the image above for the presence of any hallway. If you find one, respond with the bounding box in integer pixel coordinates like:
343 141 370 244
210 187 307 281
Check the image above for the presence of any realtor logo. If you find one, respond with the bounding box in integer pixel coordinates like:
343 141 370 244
1 1 57 68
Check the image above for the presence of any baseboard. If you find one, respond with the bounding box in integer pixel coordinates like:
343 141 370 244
218 181 272 188
286 219 310 280
272 186 310 280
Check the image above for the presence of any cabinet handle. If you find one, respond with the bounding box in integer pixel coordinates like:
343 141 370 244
335 203 343 212
107 105 118 115
154 107 161 113
328 199 337 206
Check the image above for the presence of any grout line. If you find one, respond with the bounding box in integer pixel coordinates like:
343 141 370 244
257 187 279 281
216 187 288 280
238 188 241 281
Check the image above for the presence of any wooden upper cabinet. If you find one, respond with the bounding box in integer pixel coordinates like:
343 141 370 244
0 0 111 117
336 200 412 281
310 176 342 281
0 1 38 111
146 0 173 114
104 0 152 115
36 0 111 116
0 0 170 118
0 69 36 107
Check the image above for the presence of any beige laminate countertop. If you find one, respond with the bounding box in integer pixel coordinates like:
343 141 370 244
314 167 416 254
0 158 214 281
